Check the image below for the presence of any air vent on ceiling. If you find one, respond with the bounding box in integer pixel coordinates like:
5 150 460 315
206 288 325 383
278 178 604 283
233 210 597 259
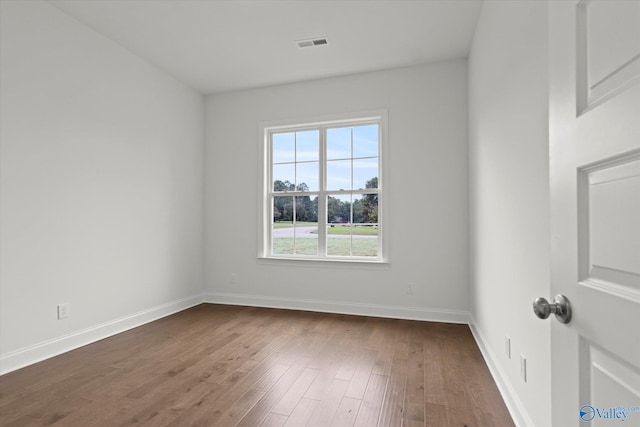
297 37 329 48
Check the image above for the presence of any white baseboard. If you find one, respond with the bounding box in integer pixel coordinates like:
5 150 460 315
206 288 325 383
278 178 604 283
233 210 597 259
0 294 203 375
203 291 469 324
468 316 535 427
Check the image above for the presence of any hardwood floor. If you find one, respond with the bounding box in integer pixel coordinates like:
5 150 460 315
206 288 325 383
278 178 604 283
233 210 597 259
0 304 514 426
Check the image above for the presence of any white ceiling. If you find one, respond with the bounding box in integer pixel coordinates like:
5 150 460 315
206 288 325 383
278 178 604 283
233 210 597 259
49 0 483 94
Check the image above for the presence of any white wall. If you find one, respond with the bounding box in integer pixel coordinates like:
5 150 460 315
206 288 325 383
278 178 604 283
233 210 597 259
468 1 551 426
204 61 470 321
0 0 204 373
0 7 552 424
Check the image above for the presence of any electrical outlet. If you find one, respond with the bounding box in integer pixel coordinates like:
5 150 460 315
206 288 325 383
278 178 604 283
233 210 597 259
406 282 416 294
505 336 511 359
230 273 237 284
58 303 70 320
520 354 527 382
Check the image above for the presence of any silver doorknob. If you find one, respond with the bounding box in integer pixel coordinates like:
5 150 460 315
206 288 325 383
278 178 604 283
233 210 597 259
533 294 571 324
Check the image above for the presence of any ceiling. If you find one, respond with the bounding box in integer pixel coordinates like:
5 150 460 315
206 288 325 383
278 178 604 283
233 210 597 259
49 0 483 95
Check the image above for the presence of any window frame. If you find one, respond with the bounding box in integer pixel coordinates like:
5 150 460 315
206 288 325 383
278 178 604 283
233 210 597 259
259 111 388 264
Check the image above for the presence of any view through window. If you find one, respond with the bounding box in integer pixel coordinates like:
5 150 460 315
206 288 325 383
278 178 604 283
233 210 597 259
267 118 382 260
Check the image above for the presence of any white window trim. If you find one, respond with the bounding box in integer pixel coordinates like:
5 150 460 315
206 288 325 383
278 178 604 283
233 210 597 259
258 110 389 264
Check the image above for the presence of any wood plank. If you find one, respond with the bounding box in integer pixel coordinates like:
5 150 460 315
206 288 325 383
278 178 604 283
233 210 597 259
0 387 92 425
259 413 288 427
330 396 361 426
423 337 446 405
129 380 217 426
403 328 425 424
2 414 41 427
236 364 308 427
304 359 340 400
377 356 408 427
142 380 221 427
283 397 319 427
210 388 266 427
378 323 410 427
353 374 387 427
370 322 399 376
425 402 449 427
251 364 291 391
344 348 377 399
271 367 320 416
50 396 140 427
306 379 349 427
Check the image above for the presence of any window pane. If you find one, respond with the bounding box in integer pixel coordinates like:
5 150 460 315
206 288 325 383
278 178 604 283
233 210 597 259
327 194 351 224
352 124 378 159
295 195 318 223
327 159 351 191
273 132 295 163
353 159 378 190
352 193 378 257
273 164 295 191
352 193 378 224
296 130 319 161
327 194 352 256
327 127 351 160
296 162 319 191
272 196 294 254
295 196 318 255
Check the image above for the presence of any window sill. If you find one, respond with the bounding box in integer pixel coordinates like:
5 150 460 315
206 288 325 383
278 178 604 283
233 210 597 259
257 256 390 270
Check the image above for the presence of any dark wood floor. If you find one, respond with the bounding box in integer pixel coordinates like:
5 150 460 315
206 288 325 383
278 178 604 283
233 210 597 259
0 304 514 427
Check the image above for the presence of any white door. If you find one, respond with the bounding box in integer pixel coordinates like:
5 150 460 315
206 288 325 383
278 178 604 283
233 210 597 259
548 1 640 426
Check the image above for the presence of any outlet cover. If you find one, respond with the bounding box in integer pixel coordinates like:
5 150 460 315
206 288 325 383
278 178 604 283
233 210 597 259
58 303 70 319
520 354 527 382
505 336 511 359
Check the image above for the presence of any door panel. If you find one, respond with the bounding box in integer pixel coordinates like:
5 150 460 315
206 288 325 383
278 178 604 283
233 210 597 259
549 0 640 426
579 341 640 426
577 0 640 113
579 152 640 298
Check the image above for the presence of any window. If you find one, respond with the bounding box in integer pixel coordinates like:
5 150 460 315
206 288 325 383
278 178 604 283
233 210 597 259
262 114 385 262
